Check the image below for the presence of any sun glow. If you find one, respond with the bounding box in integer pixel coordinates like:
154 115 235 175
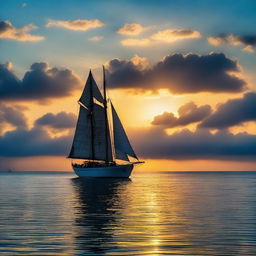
109 89 179 127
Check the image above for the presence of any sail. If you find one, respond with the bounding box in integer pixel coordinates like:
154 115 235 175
93 104 113 161
111 102 138 161
68 72 113 161
68 105 92 159
79 71 104 107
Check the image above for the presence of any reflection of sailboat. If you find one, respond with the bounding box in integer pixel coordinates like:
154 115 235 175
71 178 131 254
68 67 143 178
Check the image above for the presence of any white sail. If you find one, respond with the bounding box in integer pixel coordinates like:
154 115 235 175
68 72 112 161
111 102 138 161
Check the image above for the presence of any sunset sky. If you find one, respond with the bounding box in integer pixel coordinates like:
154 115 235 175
1 0 256 171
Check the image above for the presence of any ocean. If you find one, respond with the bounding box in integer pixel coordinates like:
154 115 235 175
0 171 255 255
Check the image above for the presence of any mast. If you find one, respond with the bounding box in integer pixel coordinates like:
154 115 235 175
103 66 110 163
68 69 114 162
89 70 95 160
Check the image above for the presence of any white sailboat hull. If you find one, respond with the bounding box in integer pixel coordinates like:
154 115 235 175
73 164 134 178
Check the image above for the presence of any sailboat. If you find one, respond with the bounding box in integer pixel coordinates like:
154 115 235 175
68 67 143 178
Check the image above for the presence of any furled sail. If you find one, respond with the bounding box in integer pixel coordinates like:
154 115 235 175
68 72 112 161
111 102 138 161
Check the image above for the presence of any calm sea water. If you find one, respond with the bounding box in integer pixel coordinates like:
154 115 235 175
0 171 256 256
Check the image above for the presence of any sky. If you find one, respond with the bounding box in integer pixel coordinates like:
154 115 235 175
1 0 256 171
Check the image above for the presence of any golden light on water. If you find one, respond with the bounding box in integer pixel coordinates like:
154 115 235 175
2 171 254 255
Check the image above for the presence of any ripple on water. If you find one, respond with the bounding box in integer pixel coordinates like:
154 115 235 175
0 171 256 255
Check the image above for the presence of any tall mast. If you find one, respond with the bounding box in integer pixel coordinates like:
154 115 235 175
89 70 95 160
103 66 110 163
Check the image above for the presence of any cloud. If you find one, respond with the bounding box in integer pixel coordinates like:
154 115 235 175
46 19 105 31
0 126 71 157
1 107 255 160
2 114 256 160
208 34 256 53
0 62 82 102
106 58 146 88
4 61 13 70
117 23 148 36
0 104 28 130
88 36 103 41
150 29 201 43
106 53 246 94
129 126 256 161
35 112 76 129
121 28 201 46
0 110 77 157
129 55 149 69
200 92 256 129
152 102 211 127
0 20 44 42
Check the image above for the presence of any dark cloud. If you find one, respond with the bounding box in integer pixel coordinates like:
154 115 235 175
129 127 256 161
0 21 12 33
0 104 28 129
0 110 77 157
208 34 256 52
1 117 256 160
35 112 76 129
0 62 81 102
152 102 211 127
238 35 256 46
107 58 145 88
200 92 256 129
106 53 246 94
0 126 72 157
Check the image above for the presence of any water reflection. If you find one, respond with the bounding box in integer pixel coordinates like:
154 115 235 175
71 173 256 256
71 178 131 255
1 172 256 255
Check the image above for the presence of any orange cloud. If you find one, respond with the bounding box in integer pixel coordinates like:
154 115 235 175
208 34 256 53
117 23 148 35
0 20 44 42
46 19 105 31
121 28 201 47
130 55 149 70
150 29 201 43
207 36 223 46
152 102 211 128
